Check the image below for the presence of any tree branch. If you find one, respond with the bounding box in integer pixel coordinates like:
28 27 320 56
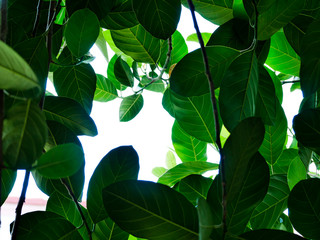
186 0 226 235
61 179 92 240
11 170 31 240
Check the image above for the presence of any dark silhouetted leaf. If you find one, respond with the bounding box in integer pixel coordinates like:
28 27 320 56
0 169 17 206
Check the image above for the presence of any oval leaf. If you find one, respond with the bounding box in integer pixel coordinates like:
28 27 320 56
94 74 118 102
119 94 144 122
114 56 134 87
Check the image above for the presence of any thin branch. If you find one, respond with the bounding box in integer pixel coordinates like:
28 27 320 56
281 80 300 85
186 0 226 234
135 36 172 94
61 179 92 240
32 0 42 37
11 170 31 240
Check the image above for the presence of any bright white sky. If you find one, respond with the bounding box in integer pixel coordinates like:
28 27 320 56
1 6 303 238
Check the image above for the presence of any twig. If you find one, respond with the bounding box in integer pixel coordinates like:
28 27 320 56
281 80 300 85
11 170 31 239
186 0 226 234
32 0 42 37
135 36 172 94
61 179 92 240
0 0 8 229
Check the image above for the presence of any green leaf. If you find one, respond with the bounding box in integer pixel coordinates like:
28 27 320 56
266 68 283 103
165 151 176 169
300 18 320 97
46 192 93 240
66 0 113 20
288 178 320 239
273 149 299 174
177 175 213 205
94 74 118 102
95 29 109 62
107 54 127 90
187 33 212 45
158 161 219 187
114 56 134 87
111 24 161 64
170 46 240 97
53 63 97 114
223 117 265 201
93 218 129 240
35 143 84 179
65 8 100 57
250 175 290 230
3 100 47 169
197 197 216 240
265 32 300 76
181 0 233 25
257 0 305 40
293 108 320 154
255 65 277 125
219 51 259 131
100 0 138 30
240 229 305 240
259 101 287 166
152 167 167 178
0 169 17 206
226 153 269 235
138 76 165 93
119 94 144 122
44 96 97 136
103 180 199 240
165 90 216 143
172 121 207 162
287 158 307 190
87 146 139 223
0 40 39 91
132 0 181 39
11 211 82 239
273 213 294 233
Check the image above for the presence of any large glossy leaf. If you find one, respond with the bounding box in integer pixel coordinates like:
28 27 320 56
272 149 299 174
240 229 305 240
53 63 97 113
11 211 82 239
93 218 129 240
287 157 306 190
111 24 161 64
223 117 265 201
119 94 144 122
293 108 320 154
181 0 233 25
3 100 47 169
288 178 320 239
46 192 93 240
65 9 100 57
132 0 181 39
226 153 269 235
257 0 305 40
300 18 320 97
114 56 134 87
250 175 290 230
255 65 277 125
259 101 287 166
66 0 113 20
219 51 259 131
172 121 207 162
43 96 97 136
0 169 17 206
87 146 139 223
0 40 39 91
94 74 118 102
265 32 300 76
176 175 213 205
164 90 216 143
35 143 84 179
103 180 199 240
158 161 218 187
170 46 240 97
101 0 138 30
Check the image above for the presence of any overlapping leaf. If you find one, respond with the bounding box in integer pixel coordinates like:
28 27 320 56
53 63 97 114
107 54 127 90
87 146 139 223
287 158 306 190
172 121 207 162
170 46 240 97
111 24 160 63
119 94 144 122
43 96 97 136
94 74 118 102
114 56 134 87
103 180 199 240
93 218 129 240
219 51 259 131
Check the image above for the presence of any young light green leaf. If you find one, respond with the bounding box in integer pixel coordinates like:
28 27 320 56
119 94 144 122
186 33 212 45
165 151 176 169
65 9 100 57
94 74 118 102
152 167 167 178
35 143 84 179
0 40 39 91
103 180 199 240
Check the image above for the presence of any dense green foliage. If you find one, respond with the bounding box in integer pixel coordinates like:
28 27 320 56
1 0 320 239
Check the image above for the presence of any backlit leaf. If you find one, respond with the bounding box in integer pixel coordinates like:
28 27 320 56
94 74 118 102
119 94 144 122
